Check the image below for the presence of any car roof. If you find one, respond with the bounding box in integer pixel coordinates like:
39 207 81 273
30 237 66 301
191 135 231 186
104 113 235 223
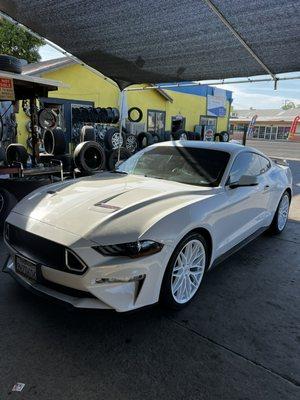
151 140 263 156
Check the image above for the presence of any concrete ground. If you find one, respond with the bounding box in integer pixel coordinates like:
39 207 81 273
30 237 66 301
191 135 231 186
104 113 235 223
0 141 299 400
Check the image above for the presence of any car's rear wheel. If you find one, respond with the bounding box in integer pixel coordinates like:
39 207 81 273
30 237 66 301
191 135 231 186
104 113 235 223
160 233 208 309
268 191 290 234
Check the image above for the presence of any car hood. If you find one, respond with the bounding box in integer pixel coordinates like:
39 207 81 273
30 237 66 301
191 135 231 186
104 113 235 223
12 172 217 244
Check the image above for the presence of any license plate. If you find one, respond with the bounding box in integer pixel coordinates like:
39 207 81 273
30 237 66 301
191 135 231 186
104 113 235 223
15 255 37 282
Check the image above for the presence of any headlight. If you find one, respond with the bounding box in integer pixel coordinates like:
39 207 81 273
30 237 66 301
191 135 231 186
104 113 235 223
92 240 163 258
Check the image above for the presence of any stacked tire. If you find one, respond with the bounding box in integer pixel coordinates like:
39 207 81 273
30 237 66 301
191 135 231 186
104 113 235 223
5 144 29 166
41 128 73 170
102 127 132 171
213 131 230 142
73 141 106 174
72 107 119 124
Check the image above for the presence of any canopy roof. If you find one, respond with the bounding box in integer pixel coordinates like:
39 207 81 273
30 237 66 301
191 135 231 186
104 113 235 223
1 0 300 88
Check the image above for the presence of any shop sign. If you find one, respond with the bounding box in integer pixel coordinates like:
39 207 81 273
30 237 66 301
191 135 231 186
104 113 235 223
0 77 15 101
207 94 226 117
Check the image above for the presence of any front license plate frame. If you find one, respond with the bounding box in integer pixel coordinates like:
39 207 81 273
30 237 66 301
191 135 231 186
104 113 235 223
15 255 37 282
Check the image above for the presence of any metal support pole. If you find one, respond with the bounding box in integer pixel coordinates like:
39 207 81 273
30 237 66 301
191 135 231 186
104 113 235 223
242 125 247 146
203 0 277 86
117 90 125 163
29 97 38 166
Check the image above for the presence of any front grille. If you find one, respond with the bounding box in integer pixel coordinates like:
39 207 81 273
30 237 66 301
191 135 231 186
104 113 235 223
5 223 86 275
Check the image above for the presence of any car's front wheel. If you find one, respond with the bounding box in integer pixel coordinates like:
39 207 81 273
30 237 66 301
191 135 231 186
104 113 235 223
268 191 290 234
160 233 208 309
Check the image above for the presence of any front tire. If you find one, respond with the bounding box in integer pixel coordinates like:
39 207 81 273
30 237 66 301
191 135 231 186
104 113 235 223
268 191 290 234
160 233 208 309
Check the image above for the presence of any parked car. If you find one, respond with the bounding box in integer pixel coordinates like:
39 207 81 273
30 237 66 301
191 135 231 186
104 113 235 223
3 141 292 312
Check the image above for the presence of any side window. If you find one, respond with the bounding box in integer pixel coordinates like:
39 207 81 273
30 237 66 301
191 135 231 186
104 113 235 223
258 156 271 174
229 153 262 183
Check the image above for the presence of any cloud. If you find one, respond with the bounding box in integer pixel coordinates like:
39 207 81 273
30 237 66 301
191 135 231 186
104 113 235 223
214 82 300 109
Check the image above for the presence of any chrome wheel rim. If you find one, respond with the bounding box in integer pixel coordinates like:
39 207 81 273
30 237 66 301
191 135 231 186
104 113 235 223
171 239 206 304
277 194 289 231
126 136 137 152
111 132 123 149
0 193 4 214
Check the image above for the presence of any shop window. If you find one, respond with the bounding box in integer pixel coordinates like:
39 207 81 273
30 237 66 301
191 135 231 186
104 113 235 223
147 110 166 134
277 127 284 140
258 126 265 138
270 126 277 140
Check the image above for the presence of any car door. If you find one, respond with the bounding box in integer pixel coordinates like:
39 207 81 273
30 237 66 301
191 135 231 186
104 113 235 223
215 152 270 256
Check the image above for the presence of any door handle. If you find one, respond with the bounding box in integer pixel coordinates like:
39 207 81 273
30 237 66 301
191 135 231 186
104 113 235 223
264 185 270 191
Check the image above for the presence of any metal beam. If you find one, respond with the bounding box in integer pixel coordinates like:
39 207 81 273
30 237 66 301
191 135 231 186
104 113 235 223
124 75 300 92
202 0 277 84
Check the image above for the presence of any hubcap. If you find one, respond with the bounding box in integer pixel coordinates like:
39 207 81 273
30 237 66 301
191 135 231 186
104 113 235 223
277 194 289 231
171 239 206 304
0 193 4 214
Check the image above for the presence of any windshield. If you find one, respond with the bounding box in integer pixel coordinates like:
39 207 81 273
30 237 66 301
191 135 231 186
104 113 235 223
116 145 230 187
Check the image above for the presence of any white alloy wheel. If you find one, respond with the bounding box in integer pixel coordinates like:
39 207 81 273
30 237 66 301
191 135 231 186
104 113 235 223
277 193 289 231
171 239 206 304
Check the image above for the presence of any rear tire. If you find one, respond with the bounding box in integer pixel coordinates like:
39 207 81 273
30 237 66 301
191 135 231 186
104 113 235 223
268 191 290 234
160 232 208 309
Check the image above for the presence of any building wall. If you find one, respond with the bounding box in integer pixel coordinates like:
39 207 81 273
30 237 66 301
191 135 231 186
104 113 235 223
127 87 231 132
16 64 232 147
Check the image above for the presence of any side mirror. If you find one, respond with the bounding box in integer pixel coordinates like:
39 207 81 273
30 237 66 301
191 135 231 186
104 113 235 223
229 175 258 189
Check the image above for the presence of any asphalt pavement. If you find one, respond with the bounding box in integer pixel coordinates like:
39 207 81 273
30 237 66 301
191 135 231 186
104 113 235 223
0 140 299 400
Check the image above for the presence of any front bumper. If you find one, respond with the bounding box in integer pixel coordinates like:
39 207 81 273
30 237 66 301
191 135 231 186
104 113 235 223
4 239 172 313
3 256 111 309
3 214 173 312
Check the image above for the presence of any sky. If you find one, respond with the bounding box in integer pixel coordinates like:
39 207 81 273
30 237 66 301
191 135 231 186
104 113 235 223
39 44 300 110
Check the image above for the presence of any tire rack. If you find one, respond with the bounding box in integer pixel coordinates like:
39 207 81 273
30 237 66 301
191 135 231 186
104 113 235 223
0 71 69 229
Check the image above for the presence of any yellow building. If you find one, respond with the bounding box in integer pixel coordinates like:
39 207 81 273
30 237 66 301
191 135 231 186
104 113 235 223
17 57 232 147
